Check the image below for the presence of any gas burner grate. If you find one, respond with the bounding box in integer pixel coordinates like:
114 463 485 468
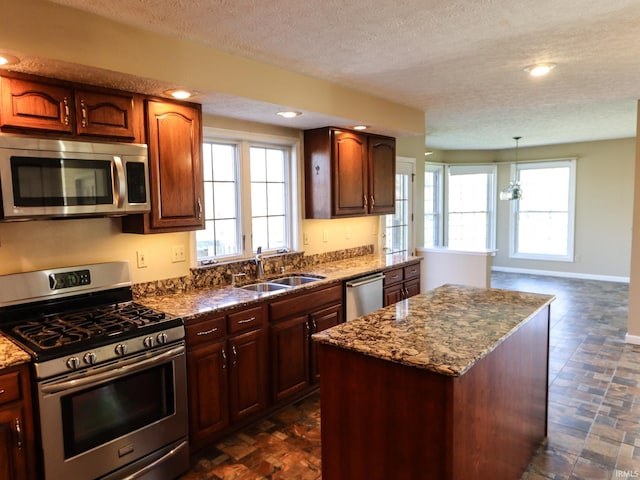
11 302 168 350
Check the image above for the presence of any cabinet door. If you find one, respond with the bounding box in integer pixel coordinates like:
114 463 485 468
310 304 342 381
270 315 310 402
404 279 420 299
0 77 73 133
368 135 396 215
228 329 267 422
384 284 404 307
0 406 27 480
144 99 204 231
187 341 229 449
332 129 368 216
75 90 138 140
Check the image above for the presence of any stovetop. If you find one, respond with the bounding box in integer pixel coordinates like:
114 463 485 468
6 301 176 352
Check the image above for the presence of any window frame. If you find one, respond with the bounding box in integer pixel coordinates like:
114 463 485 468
508 158 576 262
196 127 300 266
424 162 444 247
444 164 497 250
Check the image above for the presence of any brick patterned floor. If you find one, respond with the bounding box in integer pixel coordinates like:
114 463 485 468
181 272 639 480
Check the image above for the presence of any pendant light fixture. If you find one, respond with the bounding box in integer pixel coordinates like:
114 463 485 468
499 136 523 201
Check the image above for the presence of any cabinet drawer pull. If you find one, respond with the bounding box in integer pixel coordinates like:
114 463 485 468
63 97 70 126
196 327 218 336
80 99 88 127
197 198 203 220
237 317 256 324
221 348 227 369
363 195 368 208
370 195 375 207
15 418 22 450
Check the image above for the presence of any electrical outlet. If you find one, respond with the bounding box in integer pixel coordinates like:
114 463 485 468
136 250 147 268
171 245 186 263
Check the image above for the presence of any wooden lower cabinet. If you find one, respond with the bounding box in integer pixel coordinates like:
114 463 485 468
186 306 267 451
228 329 267 422
383 260 421 306
0 365 35 480
269 283 343 403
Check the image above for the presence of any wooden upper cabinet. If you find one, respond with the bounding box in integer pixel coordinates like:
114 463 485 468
368 135 396 215
123 99 204 233
0 77 74 134
0 76 141 140
304 127 396 218
74 90 137 140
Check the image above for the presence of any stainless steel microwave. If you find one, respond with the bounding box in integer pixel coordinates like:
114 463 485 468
0 135 150 220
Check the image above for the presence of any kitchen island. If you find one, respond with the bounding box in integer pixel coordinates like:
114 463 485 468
313 284 554 480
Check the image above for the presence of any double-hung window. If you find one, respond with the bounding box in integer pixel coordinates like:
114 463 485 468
196 130 297 265
509 159 576 261
424 163 444 247
446 165 497 250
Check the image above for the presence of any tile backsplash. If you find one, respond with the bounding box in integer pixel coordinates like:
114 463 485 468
133 245 374 298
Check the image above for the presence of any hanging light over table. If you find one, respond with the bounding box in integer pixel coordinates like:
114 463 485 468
500 136 523 201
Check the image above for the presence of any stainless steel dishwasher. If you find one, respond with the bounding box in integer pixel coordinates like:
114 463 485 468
345 272 385 321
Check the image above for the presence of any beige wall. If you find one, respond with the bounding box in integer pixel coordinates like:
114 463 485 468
627 104 640 339
440 138 635 279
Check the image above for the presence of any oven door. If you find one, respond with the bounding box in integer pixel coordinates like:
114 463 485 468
37 343 188 480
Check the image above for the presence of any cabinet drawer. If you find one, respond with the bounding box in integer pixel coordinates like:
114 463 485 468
186 315 226 347
0 370 21 405
228 305 266 334
269 283 342 321
383 268 403 286
404 262 420 280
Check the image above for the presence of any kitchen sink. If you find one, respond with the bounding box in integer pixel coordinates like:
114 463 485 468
271 275 325 286
239 282 291 292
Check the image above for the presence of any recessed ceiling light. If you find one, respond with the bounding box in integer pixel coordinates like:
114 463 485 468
0 54 20 66
276 111 301 118
352 125 368 130
165 89 193 99
524 63 556 77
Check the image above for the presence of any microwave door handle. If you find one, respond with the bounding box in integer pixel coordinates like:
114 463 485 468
112 156 126 208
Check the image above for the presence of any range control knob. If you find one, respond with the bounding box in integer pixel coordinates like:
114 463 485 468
114 344 128 356
157 333 168 345
83 352 97 365
143 336 155 348
66 357 80 370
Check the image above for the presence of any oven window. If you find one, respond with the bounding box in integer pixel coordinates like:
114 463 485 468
11 156 113 206
61 363 175 458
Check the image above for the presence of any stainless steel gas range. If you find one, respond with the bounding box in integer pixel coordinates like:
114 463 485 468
0 261 189 480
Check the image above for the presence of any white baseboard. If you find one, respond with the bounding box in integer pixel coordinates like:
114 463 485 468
491 266 629 284
625 333 640 345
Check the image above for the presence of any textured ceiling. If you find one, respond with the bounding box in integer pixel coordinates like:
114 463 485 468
13 0 640 149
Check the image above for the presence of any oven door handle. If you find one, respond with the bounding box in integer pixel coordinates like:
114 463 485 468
40 344 185 394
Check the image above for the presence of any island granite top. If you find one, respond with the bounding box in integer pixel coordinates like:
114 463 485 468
312 284 555 377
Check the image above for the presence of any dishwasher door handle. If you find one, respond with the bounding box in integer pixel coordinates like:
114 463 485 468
346 273 385 288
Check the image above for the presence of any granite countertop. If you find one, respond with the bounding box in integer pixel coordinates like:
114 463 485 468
312 284 555 377
0 335 30 369
139 253 420 321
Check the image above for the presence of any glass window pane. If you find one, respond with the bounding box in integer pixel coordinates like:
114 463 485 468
266 149 285 182
202 143 213 182
251 183 267 217
212 144 236 182
203 182 214 221
267 216 285 249
252 217 268 250
250 147 267 182
214 219 238 256
214 182 236 219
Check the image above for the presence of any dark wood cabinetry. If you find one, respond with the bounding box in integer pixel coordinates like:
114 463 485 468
185 305 267 451
383 260 421 306
123 99 204 233
0 365 35 480
304 127 396 218
269 283 343 402
0 76 141 140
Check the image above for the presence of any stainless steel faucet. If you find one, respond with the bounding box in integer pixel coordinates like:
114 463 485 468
255 246 264 280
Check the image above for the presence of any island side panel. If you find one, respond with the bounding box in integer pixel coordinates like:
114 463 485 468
318 344 450 480
449 305 550 480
